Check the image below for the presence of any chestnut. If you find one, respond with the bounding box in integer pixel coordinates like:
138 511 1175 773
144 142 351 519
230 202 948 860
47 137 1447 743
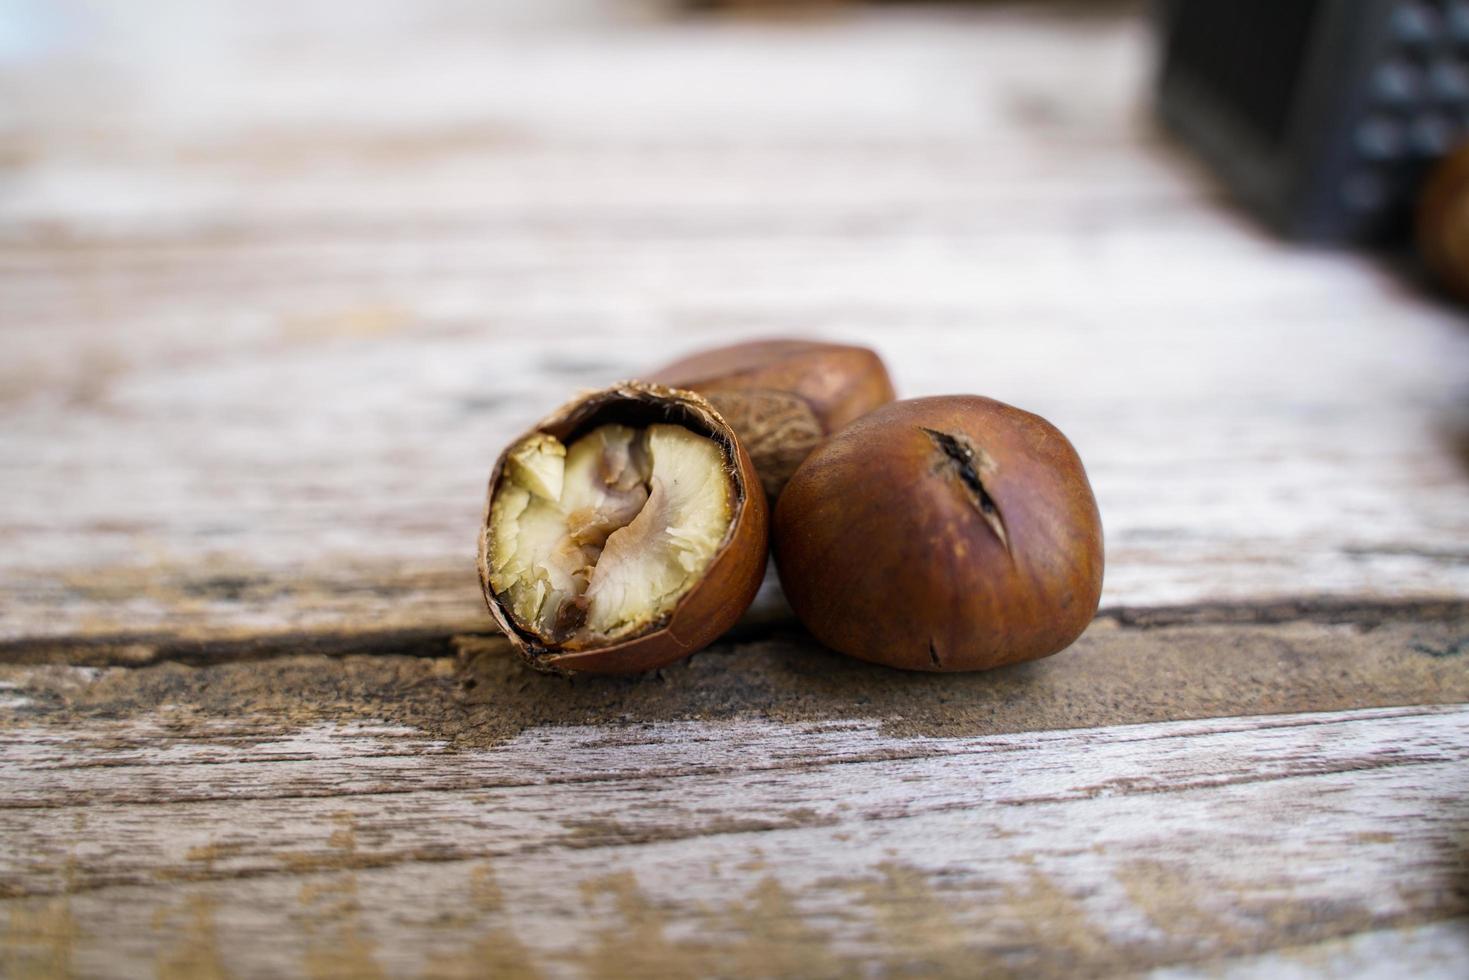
1418 141 1469 304
478 381 768 675
772 396 1103 672
648 338 896 498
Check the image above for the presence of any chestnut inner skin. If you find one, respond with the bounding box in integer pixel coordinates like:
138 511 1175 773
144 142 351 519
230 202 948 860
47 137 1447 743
487 397 745 656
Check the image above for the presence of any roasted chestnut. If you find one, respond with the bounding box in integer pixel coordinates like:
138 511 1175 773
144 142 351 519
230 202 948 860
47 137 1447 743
772 396 1103 672
649 338 896 498
478 382 768 675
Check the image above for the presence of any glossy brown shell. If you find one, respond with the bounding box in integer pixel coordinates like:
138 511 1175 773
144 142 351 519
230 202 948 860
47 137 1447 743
773 396 1103 672
1418 142 1469 304
648 339 896 497
477 381 769 676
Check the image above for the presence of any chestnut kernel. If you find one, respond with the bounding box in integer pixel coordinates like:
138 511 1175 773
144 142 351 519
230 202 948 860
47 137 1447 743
649 338 896 498
478 382 768 675
772 395 1103 672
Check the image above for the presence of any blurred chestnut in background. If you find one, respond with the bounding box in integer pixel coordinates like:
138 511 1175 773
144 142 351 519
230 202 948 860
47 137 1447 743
479 382 768 675
1418 141 1469 305
773 396 1103 672
649 339 895 498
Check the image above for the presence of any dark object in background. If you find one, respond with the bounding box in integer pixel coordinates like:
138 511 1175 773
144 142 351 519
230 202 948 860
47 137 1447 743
1157 0 1469 242
1418 142 1469 298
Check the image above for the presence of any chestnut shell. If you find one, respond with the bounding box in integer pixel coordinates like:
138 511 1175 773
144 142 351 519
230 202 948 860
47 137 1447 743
772 396 1103 672
1418 142 1469 304
477 381 769 675
649 339 896 497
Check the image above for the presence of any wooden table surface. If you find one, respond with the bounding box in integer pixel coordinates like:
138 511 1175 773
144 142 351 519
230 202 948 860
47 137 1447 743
3 2 1468 977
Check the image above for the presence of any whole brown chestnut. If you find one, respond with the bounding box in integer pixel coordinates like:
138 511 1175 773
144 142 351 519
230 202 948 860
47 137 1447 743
772 396 1103 672
649 338 896 498
478 381 768 675
1418 140 1469 304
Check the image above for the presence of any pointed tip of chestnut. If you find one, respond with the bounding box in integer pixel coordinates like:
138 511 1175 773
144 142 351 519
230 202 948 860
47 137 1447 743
478 381 768 676
772 395 1104 672
648 338 896 498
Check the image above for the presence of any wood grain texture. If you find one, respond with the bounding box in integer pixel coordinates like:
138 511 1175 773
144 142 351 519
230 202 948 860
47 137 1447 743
2 693 1467 977
2 1 1468 646
4 1 1469 975
3 614 1468 976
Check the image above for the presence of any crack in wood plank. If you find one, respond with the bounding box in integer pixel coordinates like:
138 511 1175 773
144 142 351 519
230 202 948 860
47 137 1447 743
5 612 1467 752
2 596 1467 668
6 719 1458 814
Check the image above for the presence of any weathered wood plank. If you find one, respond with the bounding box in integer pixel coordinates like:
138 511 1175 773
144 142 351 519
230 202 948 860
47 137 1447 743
1147 921 1469 980
2 3 1468 647
2 610 1467 975
5 610 1469 746
4 3 1469 975
2 701 1465 977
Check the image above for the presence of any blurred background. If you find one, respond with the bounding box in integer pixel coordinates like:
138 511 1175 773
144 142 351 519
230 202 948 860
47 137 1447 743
2 0 1467 641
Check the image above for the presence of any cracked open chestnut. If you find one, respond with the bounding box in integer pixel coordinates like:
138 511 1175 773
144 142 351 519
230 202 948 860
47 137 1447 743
648 338 896 498
478 382 768 675
772 396 1103 672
